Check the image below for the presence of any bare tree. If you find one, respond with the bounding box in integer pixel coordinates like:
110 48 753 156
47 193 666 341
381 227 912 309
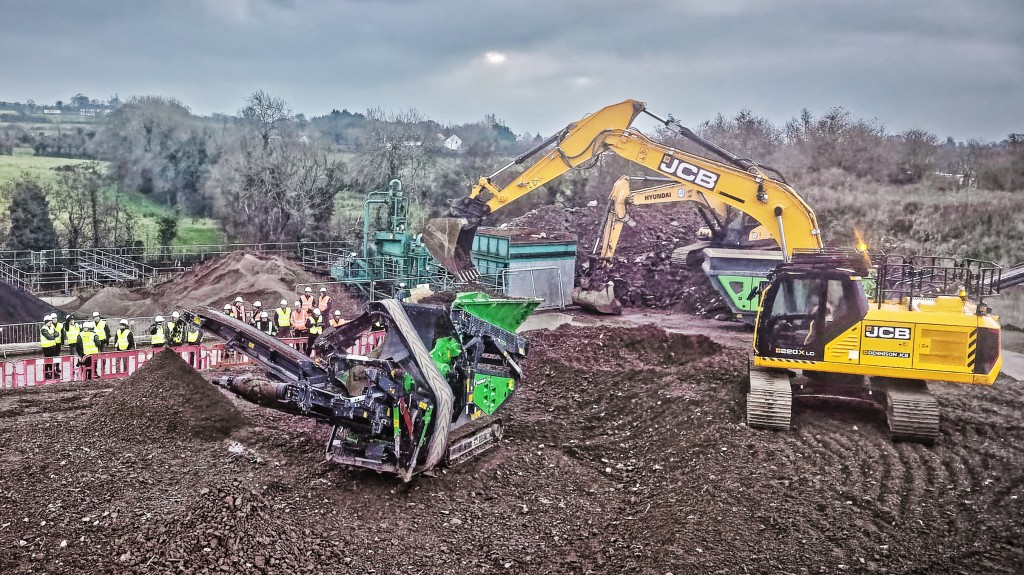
241 90 292 150
353 108 435 189
895 129 939 183
50 163 136 248
205 92 344 243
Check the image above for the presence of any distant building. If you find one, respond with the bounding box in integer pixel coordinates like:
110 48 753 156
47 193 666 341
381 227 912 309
444 134 462 151
43 109 61 115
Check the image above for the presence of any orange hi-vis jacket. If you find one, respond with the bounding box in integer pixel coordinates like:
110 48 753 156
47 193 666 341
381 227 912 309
290 308 309 332
317 295 331 312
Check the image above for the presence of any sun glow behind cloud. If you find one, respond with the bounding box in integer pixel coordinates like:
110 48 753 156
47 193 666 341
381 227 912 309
484 51 507 65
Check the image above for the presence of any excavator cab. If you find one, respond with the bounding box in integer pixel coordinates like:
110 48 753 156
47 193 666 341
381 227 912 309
754 267 868 360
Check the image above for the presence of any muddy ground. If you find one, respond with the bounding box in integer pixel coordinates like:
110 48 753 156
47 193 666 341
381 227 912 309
1 320 1023 574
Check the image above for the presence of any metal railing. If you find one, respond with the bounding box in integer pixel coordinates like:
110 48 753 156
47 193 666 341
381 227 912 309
0 241 359 295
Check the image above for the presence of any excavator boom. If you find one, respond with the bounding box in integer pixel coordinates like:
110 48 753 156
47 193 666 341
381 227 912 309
424 99 822 285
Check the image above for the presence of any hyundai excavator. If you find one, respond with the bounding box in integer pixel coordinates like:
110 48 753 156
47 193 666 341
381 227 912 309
422 99 821 324
593 175 774 263
574 175 776 312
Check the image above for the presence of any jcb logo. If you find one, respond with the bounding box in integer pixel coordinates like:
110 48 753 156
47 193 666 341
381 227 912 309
658 155 719 190
864 325 911 340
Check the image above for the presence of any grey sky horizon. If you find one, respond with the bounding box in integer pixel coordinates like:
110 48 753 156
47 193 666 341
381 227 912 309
1 0 1021 142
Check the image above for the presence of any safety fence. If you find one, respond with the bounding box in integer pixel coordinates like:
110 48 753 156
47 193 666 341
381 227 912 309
0 331 385 389
0 241 359 295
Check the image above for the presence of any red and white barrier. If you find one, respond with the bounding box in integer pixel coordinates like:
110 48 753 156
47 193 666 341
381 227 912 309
0 332 385 389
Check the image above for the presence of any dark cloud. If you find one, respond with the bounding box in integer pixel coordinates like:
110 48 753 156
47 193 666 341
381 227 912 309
1 0 1020 141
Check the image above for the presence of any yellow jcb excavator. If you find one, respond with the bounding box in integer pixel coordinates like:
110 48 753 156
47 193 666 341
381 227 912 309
748 250 1002 443
424 99 1005 443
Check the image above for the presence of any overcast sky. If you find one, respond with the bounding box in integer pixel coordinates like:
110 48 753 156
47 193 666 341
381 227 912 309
2 0 1021 142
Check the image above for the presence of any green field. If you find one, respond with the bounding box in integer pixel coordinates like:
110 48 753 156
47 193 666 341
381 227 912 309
1 113 100 137
0 149 95 185
0 151 223 248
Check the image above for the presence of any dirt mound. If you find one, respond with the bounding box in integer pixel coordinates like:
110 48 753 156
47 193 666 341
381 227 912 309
65 252 363 318
507 203 725 315
86 349 246 443
2 320 1023 573
528 324 720 372
0 279 58 323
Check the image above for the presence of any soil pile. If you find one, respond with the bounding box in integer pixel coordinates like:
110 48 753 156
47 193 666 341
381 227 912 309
87 349 246 443
1 320 1022 573
507 203 726 315
0 279 58 324
65 252 363 319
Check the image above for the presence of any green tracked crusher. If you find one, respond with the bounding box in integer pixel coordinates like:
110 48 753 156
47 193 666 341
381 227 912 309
184 292 540 481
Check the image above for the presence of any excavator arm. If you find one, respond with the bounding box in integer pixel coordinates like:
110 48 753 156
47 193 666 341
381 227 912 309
423 99 822 282
594 175 774 260
422 100 645 281
595 128 822 256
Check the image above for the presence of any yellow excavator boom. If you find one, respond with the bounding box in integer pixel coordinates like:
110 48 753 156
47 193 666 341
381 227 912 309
594 175 774 259
422 99 822 281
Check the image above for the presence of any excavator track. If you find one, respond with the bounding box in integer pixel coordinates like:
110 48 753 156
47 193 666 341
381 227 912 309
379 299 455 475
874 378 939 444
746 364 792 430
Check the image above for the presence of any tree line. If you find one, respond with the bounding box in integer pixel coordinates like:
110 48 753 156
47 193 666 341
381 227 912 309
2 91 1023 254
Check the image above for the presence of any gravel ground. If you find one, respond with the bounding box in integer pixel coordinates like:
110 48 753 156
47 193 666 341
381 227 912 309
1 325 1022 574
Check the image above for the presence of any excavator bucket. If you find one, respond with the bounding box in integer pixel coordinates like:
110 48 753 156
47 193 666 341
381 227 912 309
422 216 480 282
571 283 623 315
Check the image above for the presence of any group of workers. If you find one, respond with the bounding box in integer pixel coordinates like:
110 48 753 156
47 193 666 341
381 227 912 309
220 287 347 354
38 311 136 380
36 286 346 380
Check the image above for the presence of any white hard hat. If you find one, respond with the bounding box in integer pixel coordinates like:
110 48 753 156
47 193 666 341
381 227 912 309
304 287 312 293
320 287 327 292
312 308 321 315
253 300 262 307
155 315 165 322
224 304 232 310
43 314 51 322
171 311 180 319
260 311 269 318
92 311 100 317
281 299 288 306
235 296 243 303
294 300 301 306
334 310 341 316
119 318 129 325
84 321 95 329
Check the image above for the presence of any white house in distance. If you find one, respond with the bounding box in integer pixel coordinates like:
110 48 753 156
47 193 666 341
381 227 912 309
443 134 462 151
